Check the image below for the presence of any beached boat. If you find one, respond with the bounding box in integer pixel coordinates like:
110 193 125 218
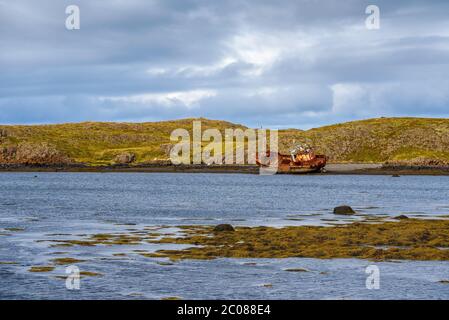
256 144 327 174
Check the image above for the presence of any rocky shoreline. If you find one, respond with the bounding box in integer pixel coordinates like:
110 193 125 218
1 163 449 175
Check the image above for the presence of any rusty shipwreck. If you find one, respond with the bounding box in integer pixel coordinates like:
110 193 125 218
256 144 327 174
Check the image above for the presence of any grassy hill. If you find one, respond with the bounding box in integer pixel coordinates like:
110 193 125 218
279 117 449 164
1 117 448 165
0 118 245 165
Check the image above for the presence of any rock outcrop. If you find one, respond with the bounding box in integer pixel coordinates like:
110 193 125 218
0 142 72 165
114 152 136 164
160 144 174 157
385 157 449 167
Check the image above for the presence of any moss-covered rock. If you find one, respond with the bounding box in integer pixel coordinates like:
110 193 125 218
213 224 235 232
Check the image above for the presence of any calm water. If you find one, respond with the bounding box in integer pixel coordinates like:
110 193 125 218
1 172 449 299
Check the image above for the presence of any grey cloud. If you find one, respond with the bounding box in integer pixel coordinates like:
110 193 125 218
0 0 449 128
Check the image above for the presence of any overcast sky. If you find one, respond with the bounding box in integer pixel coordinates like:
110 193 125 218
1 0 449 128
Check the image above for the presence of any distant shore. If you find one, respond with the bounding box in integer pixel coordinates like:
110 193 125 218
1 163 449 175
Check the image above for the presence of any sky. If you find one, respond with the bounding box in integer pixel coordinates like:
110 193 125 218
1 0 449 129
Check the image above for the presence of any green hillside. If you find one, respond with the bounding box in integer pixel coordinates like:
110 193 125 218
0 118 245 165
279 117 449 164
1 117 448 165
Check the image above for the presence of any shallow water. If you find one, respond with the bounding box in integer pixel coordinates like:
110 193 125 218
1 172 449 299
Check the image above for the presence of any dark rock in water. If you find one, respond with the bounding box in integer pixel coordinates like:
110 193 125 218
392 174 400 177
213 224 235 232
394 215 409 220
285 268 309 272
333 206 356 215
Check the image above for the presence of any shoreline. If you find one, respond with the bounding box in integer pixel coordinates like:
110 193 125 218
1 163 449 175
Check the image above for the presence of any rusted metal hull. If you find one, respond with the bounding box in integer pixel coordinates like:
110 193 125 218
256 152 327 174
279 166 323 174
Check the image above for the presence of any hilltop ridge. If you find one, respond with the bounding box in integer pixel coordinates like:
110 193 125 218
1 117 448 166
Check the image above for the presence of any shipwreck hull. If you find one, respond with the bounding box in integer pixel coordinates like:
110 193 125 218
277 168 321 174
256 152 327 174
278 165 323 174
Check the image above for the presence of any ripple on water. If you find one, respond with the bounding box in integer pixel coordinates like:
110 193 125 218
1 173 449 299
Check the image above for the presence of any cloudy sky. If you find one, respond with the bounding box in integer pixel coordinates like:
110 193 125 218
1 0 449 128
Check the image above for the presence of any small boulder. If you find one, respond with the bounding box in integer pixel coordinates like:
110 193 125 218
213 224 235 232
394 215 409 220
160 144 174 157
115 152 136 164
285 268 309 272
333 205 356 215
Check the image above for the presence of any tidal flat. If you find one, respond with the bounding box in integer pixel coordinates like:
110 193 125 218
33 219 449 261
145 219 449 261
